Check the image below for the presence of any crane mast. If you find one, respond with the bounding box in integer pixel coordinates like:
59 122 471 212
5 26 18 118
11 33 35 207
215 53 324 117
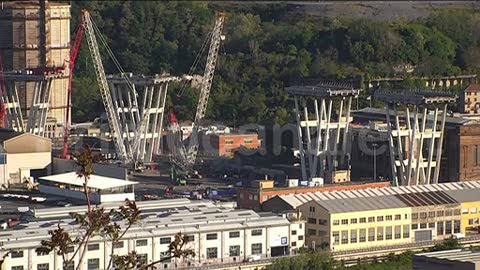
185 13 226 169
83 11 131 164
62 13 86 158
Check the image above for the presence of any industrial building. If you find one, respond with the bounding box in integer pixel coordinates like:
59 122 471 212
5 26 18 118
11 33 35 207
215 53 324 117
200 132 261 157
351 107 480 183
0 128 51 188
237 179 390 211
37 172 137 203
413 249 480 270
0 199 305 270
263 181 480 251
0 0 71 126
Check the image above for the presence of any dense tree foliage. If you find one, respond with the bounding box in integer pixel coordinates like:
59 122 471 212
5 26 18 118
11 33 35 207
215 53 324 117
69 2 480 125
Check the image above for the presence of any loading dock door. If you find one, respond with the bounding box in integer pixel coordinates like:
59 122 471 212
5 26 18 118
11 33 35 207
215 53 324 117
271 246 288 257
414 230 433 242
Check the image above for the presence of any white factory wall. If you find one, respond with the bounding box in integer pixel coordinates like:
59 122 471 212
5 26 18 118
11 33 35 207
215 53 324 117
6 152 51 185
2 224 303 270
52 157 127 180
38 185 134 203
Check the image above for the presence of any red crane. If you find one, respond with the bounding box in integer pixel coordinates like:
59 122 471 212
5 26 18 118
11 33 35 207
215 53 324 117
62 13 87 158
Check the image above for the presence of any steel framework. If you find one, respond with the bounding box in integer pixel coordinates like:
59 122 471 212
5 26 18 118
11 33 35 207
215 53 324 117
2 72 62 136
375 90 457 186
286 81 361 181
83 11 131 164
107 74 185 164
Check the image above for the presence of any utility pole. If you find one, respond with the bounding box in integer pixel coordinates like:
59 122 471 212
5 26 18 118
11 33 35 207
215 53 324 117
372 143 378 181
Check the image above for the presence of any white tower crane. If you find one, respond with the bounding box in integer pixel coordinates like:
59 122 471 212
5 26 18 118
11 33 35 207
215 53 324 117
83 11 132 164
184 12 226 170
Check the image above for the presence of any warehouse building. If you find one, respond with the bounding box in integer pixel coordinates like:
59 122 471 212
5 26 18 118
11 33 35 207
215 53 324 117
238 179 390 211
37 172 137 203
0 199 305 270
0 129 51 188
263 181 480 251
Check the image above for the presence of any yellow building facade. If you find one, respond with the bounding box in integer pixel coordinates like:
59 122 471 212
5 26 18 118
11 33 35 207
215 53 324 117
300 201 412 251
291 182 480 252
460 201 480 235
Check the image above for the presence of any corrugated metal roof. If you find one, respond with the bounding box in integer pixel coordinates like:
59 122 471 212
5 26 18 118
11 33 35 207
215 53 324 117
272 181 480 213
416 249 480 263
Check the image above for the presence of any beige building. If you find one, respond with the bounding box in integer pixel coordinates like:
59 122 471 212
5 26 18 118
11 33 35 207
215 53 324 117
0 129 52 188
0 1 71 126
264 182 480 252
459 84 480 114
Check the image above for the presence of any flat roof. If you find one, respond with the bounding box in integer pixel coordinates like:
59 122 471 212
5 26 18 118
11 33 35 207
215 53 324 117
374 90 457 105
354 107 477 126
106 74 185 85
286 82 361 98
0 200 291 250
39 172 137 190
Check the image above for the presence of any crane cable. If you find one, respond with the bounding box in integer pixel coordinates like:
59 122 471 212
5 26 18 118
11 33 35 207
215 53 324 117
89 17 136 94
177 29 213 98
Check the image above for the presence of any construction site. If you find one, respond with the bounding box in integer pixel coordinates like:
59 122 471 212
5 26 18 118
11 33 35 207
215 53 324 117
0 1 236 202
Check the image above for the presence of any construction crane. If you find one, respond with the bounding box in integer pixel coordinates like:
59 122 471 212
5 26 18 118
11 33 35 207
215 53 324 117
82 10 132 164
181 12 226 171
62 11 86 158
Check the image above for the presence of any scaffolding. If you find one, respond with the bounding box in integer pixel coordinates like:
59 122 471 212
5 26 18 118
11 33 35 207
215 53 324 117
107 74 185 164
286 81 361 182
375 90 457 186
2 72 62 136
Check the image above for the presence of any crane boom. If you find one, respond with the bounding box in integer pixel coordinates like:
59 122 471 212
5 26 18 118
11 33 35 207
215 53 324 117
62 12 86 158
83 11 131 163
185 13 226 169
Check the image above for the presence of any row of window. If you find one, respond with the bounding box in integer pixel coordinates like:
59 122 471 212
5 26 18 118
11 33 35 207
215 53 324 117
11 264 48 270
10 229 268 261
462 208 479 214
332 214 407 226
332 225 411 245
224 139 254 145
206 243 262 259
207 229 262 240
11 251 175 270
412 209 460 220
9 243 270 270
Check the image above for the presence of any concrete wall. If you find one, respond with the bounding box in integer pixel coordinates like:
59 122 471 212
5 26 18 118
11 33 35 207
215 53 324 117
6 152 51 185
52 158 127 180
38 185 135 203
1 222 301 270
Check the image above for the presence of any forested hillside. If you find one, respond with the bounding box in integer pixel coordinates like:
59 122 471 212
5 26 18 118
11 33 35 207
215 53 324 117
70 1 480 125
